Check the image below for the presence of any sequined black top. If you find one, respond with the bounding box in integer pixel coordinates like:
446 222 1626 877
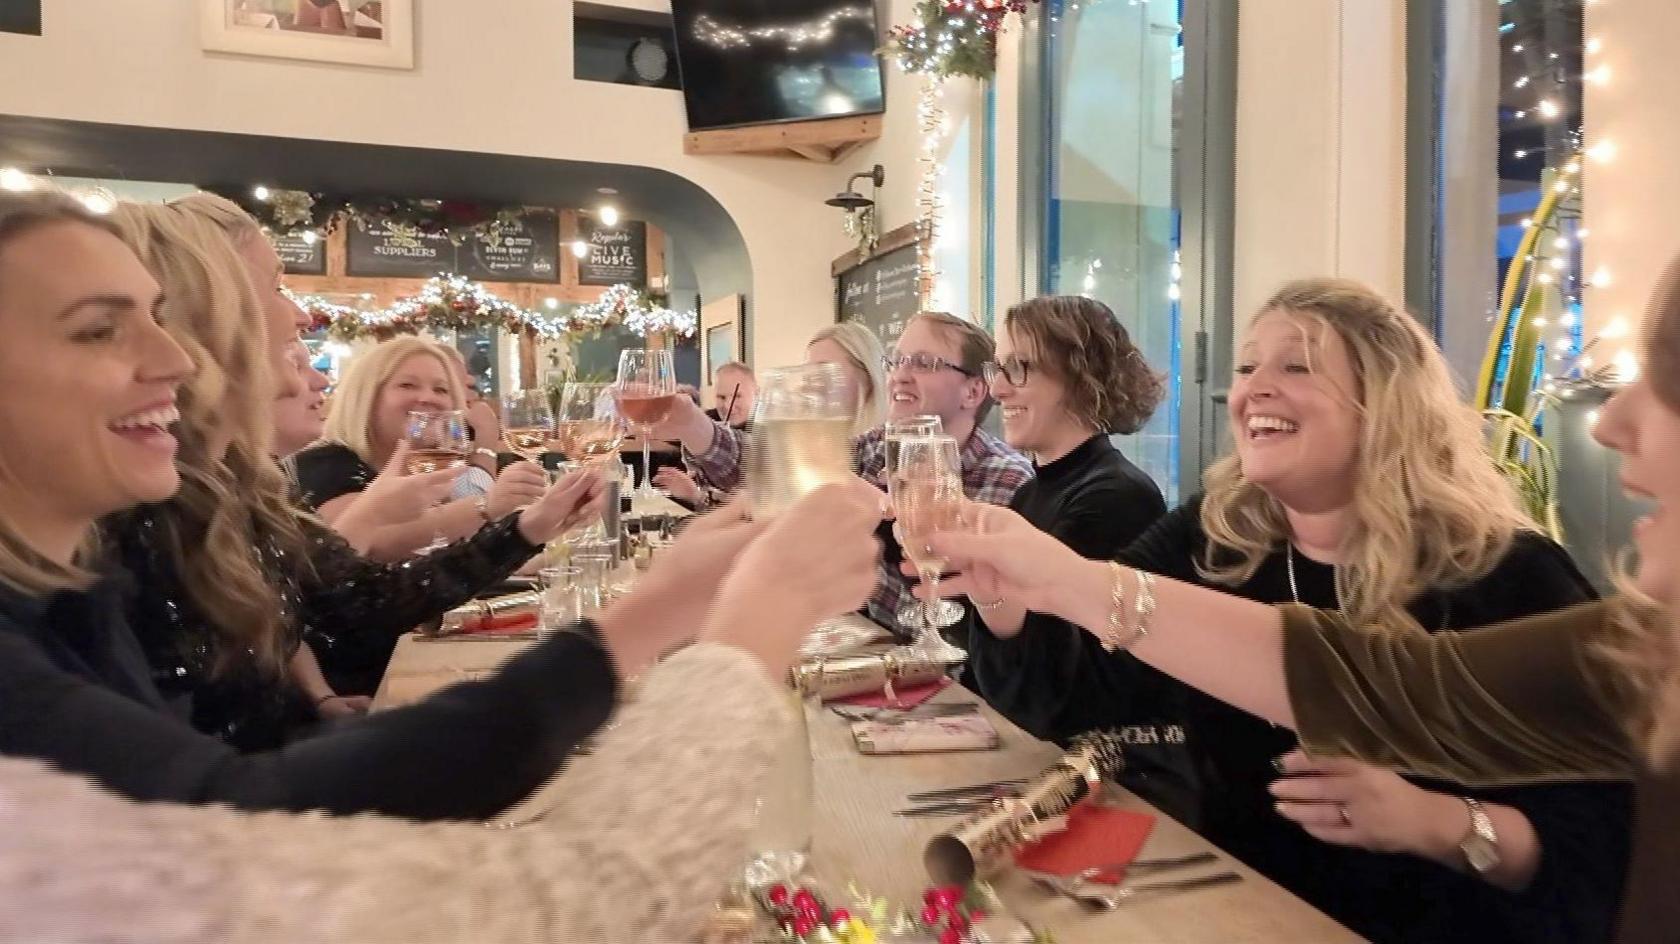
0 573 618 818
113 507 542 750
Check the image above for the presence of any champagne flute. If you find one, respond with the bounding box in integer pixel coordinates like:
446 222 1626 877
889 434 969 662
614 348 677 498
501 391 554 462
405 409 471 553
884 416 962 630
553 382 626 461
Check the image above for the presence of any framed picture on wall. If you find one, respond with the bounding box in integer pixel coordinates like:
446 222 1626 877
201 0 415 69
706 323 738 380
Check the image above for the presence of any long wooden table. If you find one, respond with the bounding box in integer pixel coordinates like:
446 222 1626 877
373 630 1359 943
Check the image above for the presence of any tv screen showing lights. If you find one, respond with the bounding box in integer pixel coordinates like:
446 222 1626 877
670 0 886 132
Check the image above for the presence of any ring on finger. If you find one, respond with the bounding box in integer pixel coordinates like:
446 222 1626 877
1337 804 1353 827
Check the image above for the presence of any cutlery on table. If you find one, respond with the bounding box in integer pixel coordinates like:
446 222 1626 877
904 777 1031 802
1027 870 1243 910
829 702 980 723
1074 851 1218 880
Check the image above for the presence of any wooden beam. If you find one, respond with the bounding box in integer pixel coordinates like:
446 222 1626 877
684 114 881 162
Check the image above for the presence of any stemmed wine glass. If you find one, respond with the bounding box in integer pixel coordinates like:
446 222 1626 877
614 348 677 498
888 433 969 663
501 391 554 462
884 415 963 630
553 382 627 462
405 409 471 553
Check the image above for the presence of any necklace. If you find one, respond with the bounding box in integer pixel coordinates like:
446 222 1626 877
1285 544 1340 608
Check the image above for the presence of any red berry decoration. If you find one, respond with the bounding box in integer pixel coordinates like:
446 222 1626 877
923 888 942 906
793 915 816 937
830 909 851 925
921 904 942 925
792 889 817 909
768 885 789 906
939 926 963 944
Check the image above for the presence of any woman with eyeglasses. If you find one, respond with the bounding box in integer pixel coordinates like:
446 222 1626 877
965 295 1183 803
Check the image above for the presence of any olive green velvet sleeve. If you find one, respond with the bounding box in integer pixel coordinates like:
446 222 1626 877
1280 600 1641 786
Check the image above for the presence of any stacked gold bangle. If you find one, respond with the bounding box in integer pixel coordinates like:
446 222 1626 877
1095 563 1157 652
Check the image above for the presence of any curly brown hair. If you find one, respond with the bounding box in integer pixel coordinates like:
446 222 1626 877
1001 296 1164 435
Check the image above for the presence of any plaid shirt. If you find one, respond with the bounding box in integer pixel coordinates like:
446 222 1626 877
684 419 1033 628
855 425 1033 629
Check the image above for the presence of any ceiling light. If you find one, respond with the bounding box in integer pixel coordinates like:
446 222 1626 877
571 240 589 259
252 185 272 202
598 205 620 227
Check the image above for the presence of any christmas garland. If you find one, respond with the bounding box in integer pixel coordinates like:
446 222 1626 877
884 0 1040 80
291 278 696 343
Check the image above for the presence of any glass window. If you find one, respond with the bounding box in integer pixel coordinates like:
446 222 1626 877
1033 0 1204 505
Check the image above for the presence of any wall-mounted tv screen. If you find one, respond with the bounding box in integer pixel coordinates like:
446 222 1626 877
670 0 886 132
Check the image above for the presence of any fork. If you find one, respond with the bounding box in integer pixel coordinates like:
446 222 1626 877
1074 851 1218 880
1031 871 1243 910
829 702 979 723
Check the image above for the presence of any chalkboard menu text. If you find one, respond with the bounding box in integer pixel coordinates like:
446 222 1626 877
458 209 560 283
347 209 562 282
578 218 648 287
272 231 326 275
346 221 456 279
836 241 920 349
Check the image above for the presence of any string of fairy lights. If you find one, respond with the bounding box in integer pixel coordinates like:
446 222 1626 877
689 6 874 51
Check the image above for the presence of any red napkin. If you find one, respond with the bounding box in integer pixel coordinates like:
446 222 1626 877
834 676 953 708
1014 800 1156 885
458 613 539 636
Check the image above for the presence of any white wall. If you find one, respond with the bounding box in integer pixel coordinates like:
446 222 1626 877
1232 0 1407 328
1584 1 1671 379
0 0 905 368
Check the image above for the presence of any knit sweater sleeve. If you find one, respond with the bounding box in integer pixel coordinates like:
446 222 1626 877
0 643 786 944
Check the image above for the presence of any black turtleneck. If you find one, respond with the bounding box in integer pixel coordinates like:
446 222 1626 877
965 435 1198 817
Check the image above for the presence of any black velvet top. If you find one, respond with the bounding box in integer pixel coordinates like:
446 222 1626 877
0 571 616 819
985 495 1630 943
111 505 544 748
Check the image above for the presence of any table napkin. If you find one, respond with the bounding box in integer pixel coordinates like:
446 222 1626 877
1014 800 1156 884
834 675 953 708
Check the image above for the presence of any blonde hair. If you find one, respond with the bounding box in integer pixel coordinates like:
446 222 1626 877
110 193 309 677
1199 278 1533 627
0 188 126 595
321 336 465 464
1596 254 1680 764
810 321 888 434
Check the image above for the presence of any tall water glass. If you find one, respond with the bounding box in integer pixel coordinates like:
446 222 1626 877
743 362 855 520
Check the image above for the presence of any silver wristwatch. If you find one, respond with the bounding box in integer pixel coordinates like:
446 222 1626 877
1458 797 1501 874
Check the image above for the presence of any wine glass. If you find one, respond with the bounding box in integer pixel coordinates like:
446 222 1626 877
501 391 554 462
743 362 856 520
884 416 963 630
614 348 677 498
888 434 969 663
405 409 471 553
554 382 626 462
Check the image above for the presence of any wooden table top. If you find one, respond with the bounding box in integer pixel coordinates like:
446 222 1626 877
373 632 1357 943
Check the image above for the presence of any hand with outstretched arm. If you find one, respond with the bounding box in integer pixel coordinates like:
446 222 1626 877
918 500 1642 786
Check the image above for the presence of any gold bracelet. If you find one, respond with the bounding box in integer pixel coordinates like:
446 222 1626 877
1097 562 1130 652
972 595 1007 611
1131 569 1157 644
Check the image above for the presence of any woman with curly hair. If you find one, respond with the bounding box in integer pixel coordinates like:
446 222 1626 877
960 279 1627 943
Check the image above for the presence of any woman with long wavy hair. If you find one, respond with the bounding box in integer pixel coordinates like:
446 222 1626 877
918 258 1680 942
107 193 611 725
962 279 1627 943
0 186 883 828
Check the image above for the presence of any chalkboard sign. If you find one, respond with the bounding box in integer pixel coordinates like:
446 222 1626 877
272 231 326 275
578 218 648 287
836 241 920 348
346 221 455 279
457 209 561 283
